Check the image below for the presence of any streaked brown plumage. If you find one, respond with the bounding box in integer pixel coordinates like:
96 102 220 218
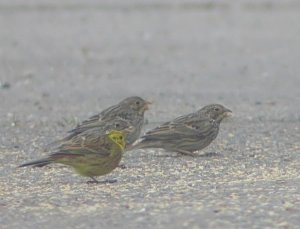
132 104 232 156
67 96 151 147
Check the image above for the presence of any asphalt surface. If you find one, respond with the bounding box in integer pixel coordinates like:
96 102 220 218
1 0 300 228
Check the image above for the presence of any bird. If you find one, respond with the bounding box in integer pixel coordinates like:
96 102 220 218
132 104 232 156
19 130 128 183
66 96 151 147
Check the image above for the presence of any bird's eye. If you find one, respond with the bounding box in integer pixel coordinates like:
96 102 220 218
136 101 140 105
214 108 219 111
119 136 123 140
115 123 120 128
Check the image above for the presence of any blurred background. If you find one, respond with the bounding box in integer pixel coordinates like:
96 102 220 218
1 0 299 120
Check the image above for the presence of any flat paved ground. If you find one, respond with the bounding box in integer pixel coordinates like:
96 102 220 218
1 0 300 228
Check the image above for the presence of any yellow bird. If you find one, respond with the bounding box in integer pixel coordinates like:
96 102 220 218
19 130 127 183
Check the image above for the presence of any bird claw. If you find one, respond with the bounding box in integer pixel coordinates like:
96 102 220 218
105 179 117 184
87 177 100 184
87 179 117 184
87 180 100 184
199 152 222 157
177 151 198 157
118 164 127 169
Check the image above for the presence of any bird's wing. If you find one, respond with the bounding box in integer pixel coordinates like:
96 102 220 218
68 104 121 134
171 112 198 124
87 103 124 123
144 116 216 140
142 122 187 140
58 130 111 156
67 115 103 134
183 118 218 137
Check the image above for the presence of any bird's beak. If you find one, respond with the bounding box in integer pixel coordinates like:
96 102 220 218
144 100 153 111
224 108 233 117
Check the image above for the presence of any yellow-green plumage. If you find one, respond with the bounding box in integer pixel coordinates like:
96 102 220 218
19 130 126 183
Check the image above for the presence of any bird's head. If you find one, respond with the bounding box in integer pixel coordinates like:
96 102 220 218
121 96 152 114
198 104 232 122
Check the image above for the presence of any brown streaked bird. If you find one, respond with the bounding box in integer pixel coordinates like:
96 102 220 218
132 104 232 156
67 96 151 147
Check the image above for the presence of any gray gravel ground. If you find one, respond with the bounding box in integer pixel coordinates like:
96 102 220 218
1 0 300 228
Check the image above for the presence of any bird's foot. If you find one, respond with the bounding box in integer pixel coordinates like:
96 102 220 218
154 154 181 158
87 177 100 184
102 179 117 184
118 164 127 169
199 152 222 157
154 151 197 157
87 180 99 184
177 150 198 157
87 178 117 184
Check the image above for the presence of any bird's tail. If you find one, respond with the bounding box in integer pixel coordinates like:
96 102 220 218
19 158 52 168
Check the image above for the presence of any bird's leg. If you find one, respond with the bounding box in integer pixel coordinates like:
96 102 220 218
103 179 117 184
87 177 117 184
199 152 221 157
87 177 99 184
118 163 127 169
176 150 198 157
